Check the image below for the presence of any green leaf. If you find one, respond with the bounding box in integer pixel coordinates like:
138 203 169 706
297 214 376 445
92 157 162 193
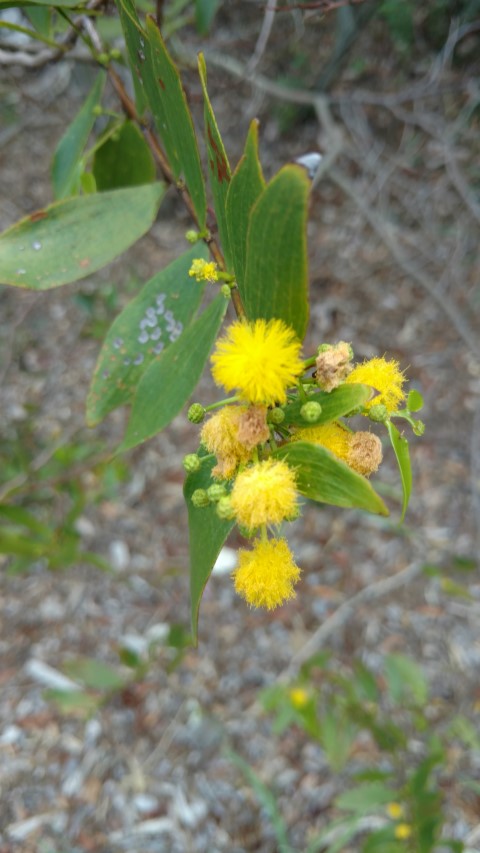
198 53 232 267
121 292 228 451
385 420 412 521
116 0 206 227
407 388 423 412
306 817 365 853
44 689 100 715
87 246 208 425
184 458 235 644
227 750 294 853
336 782 395 813
0 184 164 290
0 0 84 7
241 164 310 341
321 709 355 772
51 71 105 199
384 653 428 706
439 577 473 601
225 119 265 291
0 504 52 538
282 384 371 427
195 0 220 33
273 441 389 516
62 657 125 691
93 120 156 190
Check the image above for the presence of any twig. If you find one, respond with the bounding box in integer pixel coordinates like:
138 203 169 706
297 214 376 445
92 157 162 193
280 560 423 680
246 0 277 75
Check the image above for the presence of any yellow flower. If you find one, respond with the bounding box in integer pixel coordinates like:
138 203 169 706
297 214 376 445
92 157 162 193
292 421 351 462
231 459 297 528
289 687 309 709
233 537 301 609
189 258 219 282
211 318 303 406
394 823 412 840
201 406 251 479
387 802 404 820
346 356 406 414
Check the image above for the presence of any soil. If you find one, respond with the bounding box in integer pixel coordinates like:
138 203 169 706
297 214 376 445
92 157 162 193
1 4 479 851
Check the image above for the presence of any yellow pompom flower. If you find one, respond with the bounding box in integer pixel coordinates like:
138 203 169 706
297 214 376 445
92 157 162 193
394 823 412 840
189 258 219 282
289 687 309 709
233 537 301 609
201 406 251 479
292 421 351 462
211 318 303 406
387 802 404 820
230 459 297 528
346 356 406 414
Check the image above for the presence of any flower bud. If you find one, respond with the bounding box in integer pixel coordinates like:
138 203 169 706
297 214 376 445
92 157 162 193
191 489 210 508
185 230 199 244
300 401 322 423
368 404 388 423
207 483 227 502
268 407 285 425
221 284 231 299
216 496 235 520
413 419 425 436
183 453 201 473
188 403 206 424
110 48 122 60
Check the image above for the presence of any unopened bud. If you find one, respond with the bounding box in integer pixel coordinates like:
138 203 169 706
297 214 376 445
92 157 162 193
183 453 201 473
413 419 425 436
216 496 235 520
186 230 199 244
191 489 210 508
300 401 322 423
188 403 206 424
110 48 122 60
221 284 231 298
368 404 388 423
268 407 285 425
207 483 227 502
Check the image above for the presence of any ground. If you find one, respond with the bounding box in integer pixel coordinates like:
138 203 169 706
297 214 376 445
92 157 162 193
0 3 479 851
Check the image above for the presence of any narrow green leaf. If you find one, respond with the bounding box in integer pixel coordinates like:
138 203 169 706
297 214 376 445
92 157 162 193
242 164 310 341
195 0 220 33
198 53 232 267
0 531 47 558
336 782 395 813
226 119 265 291
384 654 428 706
274 441 389 516
185 458 235 644
282 384 371 427
0 504 52 538
44 689 100 715
385 420 411 521
87 246 208 426
0 184 164 290
62 657 125 691
51 71 105 199
93 120 156 190
0 0 84 7
116 0 207 227
121 293 228 451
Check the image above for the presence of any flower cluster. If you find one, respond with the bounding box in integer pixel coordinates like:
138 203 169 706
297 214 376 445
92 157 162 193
184 312 417 612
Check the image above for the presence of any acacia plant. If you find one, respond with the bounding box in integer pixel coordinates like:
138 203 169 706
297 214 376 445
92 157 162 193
0 0 424 642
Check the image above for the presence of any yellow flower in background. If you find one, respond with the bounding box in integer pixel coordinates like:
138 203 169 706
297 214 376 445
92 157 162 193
211 318 303 406
234 537 301 609
201 406 251 479
289 687 309 709
292 421 351 462
387 802 404 820
394 823 412 840
346 356 406 414
231 459 297 528
189 258 219 282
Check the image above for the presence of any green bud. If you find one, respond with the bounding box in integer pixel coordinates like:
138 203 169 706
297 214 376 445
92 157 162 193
413 419 425 436
188 403 206 424
92 105 103 117
98 52 109 65
207 483 227 502
268 407 285 425
217 497 235 520
317 343 331 354
110 48 122 60
191 489 210 508
183 453 201 473
185 230 199 244
220 284 231 299
368 404 388 423
300 401 322 423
